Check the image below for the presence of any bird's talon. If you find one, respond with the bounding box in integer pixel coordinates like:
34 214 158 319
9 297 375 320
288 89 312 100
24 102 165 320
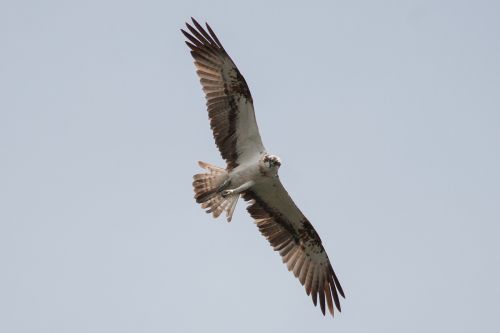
221 190 233 197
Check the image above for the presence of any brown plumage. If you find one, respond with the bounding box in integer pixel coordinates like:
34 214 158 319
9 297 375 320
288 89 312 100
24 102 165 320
192 161 238 221
181 19 258 170
183 18 345 317
243 187 344 316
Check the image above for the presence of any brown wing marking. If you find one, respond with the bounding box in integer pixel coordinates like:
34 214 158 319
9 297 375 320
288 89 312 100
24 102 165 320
182 18 261 170
243 191 345 316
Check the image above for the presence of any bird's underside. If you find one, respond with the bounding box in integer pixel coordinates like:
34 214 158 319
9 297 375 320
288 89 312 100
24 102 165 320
183 18 345 316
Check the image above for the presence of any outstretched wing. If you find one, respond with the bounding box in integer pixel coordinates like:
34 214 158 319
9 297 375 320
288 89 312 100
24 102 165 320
182 18 265 170
243 178 345 316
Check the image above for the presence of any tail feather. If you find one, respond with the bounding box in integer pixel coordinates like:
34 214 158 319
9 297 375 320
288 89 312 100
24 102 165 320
193 161 239 222
225 195 238 222
193 161 227 203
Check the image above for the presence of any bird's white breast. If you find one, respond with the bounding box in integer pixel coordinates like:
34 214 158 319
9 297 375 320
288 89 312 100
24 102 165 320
228 159 263 189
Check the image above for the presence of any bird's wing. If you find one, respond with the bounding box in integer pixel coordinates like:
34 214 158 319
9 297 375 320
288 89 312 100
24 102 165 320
243 178 345 316
182 18 265 170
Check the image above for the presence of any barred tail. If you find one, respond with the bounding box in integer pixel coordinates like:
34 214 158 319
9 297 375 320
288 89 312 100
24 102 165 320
192 161 239 222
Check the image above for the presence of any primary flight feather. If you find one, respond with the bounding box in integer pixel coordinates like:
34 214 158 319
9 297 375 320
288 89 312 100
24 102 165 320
182 18 345 316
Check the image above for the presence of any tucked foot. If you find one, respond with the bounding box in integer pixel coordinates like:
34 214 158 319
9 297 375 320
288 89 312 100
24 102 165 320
221 189 234 198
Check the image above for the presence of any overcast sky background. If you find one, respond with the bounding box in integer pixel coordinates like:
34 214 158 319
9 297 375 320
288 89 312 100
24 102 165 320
1 1 499 332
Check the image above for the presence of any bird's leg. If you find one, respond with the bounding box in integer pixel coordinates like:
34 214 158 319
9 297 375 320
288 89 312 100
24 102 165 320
215 178 230 192
221 180 255 197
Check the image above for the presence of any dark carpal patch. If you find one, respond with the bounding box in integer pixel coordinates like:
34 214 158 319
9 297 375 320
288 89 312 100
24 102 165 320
182 19 258 171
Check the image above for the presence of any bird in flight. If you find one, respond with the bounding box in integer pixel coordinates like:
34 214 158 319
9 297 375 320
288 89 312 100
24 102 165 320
182 18 345 316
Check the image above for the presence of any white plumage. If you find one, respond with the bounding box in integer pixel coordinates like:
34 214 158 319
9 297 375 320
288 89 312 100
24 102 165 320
183 18 345 316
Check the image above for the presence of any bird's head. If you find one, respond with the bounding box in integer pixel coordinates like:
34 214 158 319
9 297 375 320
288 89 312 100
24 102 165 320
261 154 282 174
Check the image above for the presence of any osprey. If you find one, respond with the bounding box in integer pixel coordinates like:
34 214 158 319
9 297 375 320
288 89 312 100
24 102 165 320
182 18 345 316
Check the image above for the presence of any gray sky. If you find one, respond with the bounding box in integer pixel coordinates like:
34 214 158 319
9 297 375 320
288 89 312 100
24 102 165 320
1 0 499 332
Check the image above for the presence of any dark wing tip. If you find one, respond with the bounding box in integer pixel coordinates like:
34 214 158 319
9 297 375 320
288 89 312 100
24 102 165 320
331 268 345 299
191 17 204 31
184 21 193 32
205 22 224 49
320 303 326 316
182 18 224 51
190 17 199 25
338 286 346 299
180 28 189 38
